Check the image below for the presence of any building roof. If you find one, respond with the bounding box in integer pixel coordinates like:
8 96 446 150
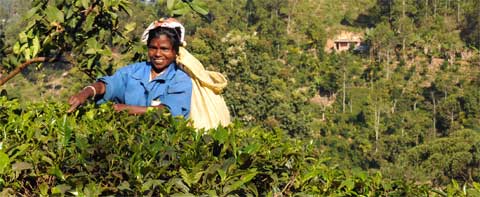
333 31 362 43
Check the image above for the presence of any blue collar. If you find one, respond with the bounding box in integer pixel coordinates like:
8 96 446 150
131 62 177 82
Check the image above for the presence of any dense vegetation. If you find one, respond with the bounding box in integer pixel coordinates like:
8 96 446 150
0 98 451 196
1 0 480 195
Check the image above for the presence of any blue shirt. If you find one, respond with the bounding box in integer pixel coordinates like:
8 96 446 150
97 62 192 118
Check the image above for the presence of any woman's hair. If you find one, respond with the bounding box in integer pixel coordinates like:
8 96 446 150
147 27 181 53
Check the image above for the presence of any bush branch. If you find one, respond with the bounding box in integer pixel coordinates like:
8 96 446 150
0 57 58 86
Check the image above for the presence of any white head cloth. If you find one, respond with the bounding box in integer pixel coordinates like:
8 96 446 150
141 18 186 46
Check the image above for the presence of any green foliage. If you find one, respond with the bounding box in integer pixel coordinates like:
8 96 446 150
1 0 136 78
0 97 426 195
2 97 478 196
460 0 480 49
1 0 211 78
400 129 480 185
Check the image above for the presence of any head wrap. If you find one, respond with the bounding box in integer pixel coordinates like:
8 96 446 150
141 18 186 46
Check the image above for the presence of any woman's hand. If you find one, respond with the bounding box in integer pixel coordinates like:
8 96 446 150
113 103 129 112
67 90 91 113
67 82 105 113
113 104 147 115
113 104 164 115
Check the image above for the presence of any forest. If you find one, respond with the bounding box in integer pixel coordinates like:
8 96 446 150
0 0 480 196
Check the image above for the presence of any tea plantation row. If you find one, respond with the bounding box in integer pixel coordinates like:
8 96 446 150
0 97 478 196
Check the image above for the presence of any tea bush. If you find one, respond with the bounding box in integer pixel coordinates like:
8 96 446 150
0 96 479 196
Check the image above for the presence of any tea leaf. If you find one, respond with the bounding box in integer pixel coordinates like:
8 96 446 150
51 184 71 195
0 151 10 174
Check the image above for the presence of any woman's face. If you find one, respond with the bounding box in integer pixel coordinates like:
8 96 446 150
148 35 177 72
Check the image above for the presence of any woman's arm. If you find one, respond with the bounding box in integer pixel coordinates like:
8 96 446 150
113 104 165 115
67 81 106 113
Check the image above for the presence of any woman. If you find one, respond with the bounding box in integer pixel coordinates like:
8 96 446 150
67 18 192 117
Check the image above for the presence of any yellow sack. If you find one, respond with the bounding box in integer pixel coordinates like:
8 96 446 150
176 47 231 130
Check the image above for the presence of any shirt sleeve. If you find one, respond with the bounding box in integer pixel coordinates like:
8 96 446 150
96 67 129 104
162 77 192 118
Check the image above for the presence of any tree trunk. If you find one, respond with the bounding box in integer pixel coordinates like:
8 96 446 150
444 0 448 17
425 0 429 18
451 109 454 126
375 106 380 153
286 0 298 35
386 49 391 80
342 70 346 113
402 37 406 62
431 91 437 138
457 0 460 23
392 99 397 114
350 97 353 113
322 105 326 121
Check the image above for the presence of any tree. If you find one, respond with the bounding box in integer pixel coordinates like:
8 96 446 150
365 21 396 78
0 0 210 86
460 0 480 49
0 0 135 86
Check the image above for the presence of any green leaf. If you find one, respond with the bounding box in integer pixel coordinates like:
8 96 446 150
0 151 10 174
86 110 95 120
212 128 228 143
24 48 31 60
172 5 190 16
81 0 89 9
42 155 54 165
51 184 71 195
83 14 96 32
473 182 480 190
171 193 195 197
123 22 136 35
32 36 40 57
39 183 49 196
23 7 40 20
99 46 113 56
179 168 192 187
75 136 89 152
301 169 320 184
167 0 175 10
117 181 132 191
62 114 72 147
217 169 226 183
85 38 101 54
9 143 30 160
45 5 65 23
119 1 133 16
190 1 209 16
141 179 164 192
192 171 204 185
340 179 355 191
13 42 20 54
242 143 260 154
19 32 28 43
48 166 66 181
352 168 367 181
223 170 258 194
171 178 189 193
206 190 217 196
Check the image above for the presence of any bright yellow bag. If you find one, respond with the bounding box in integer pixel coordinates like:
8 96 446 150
176 47 231 130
